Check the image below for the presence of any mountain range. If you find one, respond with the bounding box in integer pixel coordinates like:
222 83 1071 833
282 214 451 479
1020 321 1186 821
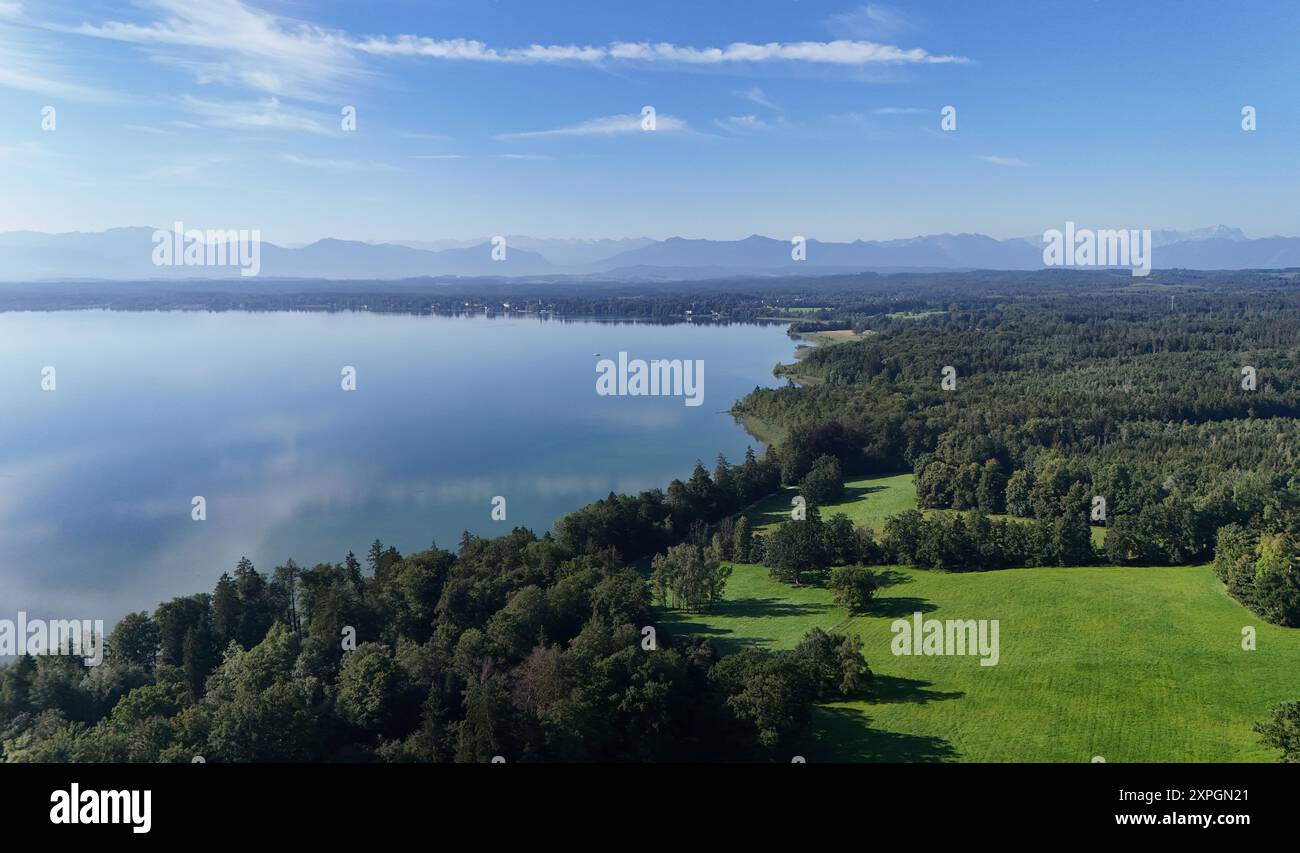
3 225 1298 282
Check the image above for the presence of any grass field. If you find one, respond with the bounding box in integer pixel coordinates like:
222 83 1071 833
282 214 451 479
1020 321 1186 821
660 473 1296 762
746 473 918 534
746 473 1105 547
796 329 870 344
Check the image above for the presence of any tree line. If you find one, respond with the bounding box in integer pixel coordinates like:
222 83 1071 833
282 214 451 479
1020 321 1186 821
0 445 875 762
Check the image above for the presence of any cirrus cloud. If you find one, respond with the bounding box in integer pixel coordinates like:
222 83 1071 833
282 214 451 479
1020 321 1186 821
977 155 1031 168
497 113 689 140
359 36 970 67
53 0 970 104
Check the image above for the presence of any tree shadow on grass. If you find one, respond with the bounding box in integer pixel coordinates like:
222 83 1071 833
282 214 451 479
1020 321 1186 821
873 569 912 589
806 705 958 762
658 619 771 654
661 597 833 654
869 596 937 618
867 674 965 705
720 597 834 619
751 482 893 530
749 491 798 528
837 483 887 505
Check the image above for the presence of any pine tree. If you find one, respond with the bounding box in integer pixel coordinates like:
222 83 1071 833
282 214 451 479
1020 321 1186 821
181 622 218 701
344 551 363 587
367 540 385 575
732 516 753 563
211 572 240 647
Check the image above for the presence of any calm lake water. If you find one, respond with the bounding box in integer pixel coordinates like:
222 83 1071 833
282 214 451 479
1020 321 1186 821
0 311 793 625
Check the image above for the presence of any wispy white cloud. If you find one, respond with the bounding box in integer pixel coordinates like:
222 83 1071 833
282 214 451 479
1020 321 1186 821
54 0 968 106
717 114 766 131
715 114 790 133
0 2 24 20
977 155 1031 168
357 37 970 66
734 86 779 110
498 113 688 139
399 131 451 141
124 123 178 135
56 0 366 100
0 30 112 100
180 95 336 135
828 3 915 40
0 64 103 98
358 38 601 63
829 111 878 129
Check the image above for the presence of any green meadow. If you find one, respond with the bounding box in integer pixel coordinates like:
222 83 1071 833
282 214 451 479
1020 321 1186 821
746 473 918 534
659 474 1297 762
747 474 1105 547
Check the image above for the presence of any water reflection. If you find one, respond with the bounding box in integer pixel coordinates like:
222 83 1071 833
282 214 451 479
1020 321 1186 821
0 311 792 626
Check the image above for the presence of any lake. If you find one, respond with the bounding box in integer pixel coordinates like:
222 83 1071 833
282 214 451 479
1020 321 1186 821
0 310 793 625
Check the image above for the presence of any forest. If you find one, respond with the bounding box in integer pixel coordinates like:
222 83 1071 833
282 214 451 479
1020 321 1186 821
735 274 1300 626
3 268 1300 762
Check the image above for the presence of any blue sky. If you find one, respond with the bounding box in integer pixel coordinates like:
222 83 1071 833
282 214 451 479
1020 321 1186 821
2 0 1299 244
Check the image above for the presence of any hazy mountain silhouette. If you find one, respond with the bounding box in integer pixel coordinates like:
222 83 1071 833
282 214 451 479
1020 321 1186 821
1 225 1294 281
